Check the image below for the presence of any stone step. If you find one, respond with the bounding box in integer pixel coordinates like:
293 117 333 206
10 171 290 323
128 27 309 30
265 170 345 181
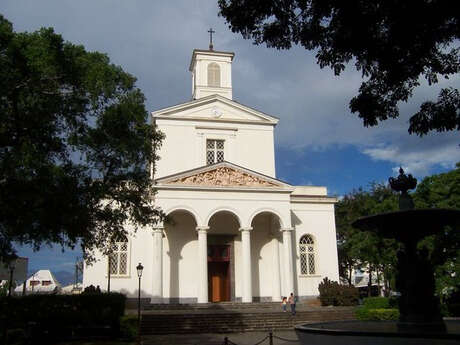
144 299 323 311
140 308 356 335
144 301 282 311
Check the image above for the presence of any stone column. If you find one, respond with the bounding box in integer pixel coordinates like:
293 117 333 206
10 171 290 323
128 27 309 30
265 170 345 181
271 235 281 301
196 226 209 303
282 227 295 295
151 226 163 302
240 227 253 303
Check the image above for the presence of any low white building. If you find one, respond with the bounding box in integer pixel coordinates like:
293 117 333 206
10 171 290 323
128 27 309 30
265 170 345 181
61 283 83 294
83 45 340 303
16 269 61 294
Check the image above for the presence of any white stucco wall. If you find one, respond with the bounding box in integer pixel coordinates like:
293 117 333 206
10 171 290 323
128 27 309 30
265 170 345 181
190 50 233 100
291 202 339 297
83 224 155 297
154 118 276 179
163 212 198 300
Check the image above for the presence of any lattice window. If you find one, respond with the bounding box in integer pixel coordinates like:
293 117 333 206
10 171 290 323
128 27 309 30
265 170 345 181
207 63 220 87
300 235 316 275
108 241 129 276
206 139 224 165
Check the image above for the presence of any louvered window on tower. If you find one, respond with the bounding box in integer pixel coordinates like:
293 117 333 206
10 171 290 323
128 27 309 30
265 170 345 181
206 139 224 165
108 241 129 276
207 63 220 87
300 235 316 275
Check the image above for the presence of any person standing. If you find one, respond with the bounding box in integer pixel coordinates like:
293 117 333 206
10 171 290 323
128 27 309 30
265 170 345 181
288 292 296 315
281 297 287 312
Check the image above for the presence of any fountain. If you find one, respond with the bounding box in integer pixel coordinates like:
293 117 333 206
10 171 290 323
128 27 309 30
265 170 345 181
295 168 460 344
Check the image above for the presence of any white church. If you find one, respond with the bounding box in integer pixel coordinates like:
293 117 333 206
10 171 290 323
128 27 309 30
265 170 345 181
83 45 339 303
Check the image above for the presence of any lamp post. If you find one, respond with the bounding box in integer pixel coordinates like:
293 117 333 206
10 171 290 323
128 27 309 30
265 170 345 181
8 260 16 297
136 262 144 336
107 254 111 293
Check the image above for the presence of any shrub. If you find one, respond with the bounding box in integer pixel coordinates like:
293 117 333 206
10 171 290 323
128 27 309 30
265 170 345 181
0 293 126 340
363 296 399 309
363 297 390 309
318 277 336 306
356 296 399 321
356 307 399 321
318 277 359 306
5 328 27 345
120 315 139 340
445 290 460 316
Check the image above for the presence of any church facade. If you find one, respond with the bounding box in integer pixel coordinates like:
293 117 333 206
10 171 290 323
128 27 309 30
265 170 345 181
83 48 339 303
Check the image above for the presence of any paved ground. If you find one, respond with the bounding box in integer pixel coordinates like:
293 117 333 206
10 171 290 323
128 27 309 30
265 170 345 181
142 330 300 345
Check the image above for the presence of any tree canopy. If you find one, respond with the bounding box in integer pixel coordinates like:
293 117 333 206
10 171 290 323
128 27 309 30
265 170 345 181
414 163 460 299
0 15 164 262
218 0 460 135
335 183 399 290
336 164 460 298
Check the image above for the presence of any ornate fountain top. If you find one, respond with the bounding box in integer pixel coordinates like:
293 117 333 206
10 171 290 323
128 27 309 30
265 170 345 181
389 167 417 210
389 167 417 194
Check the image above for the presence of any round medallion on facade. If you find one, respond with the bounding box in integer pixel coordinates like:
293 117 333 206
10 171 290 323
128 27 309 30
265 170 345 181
211 106 223 118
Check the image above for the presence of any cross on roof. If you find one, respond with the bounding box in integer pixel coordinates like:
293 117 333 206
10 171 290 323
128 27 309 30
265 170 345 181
208 28 215 51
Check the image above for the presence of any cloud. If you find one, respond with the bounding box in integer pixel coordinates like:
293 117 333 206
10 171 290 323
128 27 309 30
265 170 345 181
363 133 460 177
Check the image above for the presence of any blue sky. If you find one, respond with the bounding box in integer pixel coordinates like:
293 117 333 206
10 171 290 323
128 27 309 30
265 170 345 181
1 0 459 277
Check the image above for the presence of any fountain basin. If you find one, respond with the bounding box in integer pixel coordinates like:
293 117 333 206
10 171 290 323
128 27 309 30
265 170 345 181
352 208 460 241
295 320 460 345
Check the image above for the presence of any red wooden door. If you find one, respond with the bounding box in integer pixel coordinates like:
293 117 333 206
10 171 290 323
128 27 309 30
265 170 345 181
208 261 230 302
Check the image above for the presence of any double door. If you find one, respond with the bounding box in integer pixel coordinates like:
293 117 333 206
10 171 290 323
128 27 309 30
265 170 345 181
208 245 230 302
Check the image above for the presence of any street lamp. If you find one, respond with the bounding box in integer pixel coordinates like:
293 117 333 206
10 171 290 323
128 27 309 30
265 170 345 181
136 262 144 335
8 260 16 297
107 254 111 293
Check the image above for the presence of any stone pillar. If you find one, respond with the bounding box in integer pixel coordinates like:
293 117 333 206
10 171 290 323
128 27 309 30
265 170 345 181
151 226 163 302
282 227 295 295
240 227 253 303
271 235 281 301
197 226 209 303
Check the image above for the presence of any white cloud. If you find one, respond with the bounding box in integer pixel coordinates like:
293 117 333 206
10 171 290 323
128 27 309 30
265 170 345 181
363 133 460 177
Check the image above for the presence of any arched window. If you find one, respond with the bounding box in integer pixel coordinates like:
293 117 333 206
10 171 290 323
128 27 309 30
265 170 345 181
299 235 316 275
108 241 129 276
207 63 220 87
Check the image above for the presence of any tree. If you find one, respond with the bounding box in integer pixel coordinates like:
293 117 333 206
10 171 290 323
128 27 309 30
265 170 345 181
336 165 460 300
414 163 460 300
218 0 459 135
335 183 399 294
0 15 164 262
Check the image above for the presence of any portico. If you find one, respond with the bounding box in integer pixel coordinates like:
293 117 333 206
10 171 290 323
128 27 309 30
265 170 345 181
151 162 295 303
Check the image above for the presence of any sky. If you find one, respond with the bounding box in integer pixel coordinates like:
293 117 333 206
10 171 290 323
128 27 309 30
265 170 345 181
1 0 459 277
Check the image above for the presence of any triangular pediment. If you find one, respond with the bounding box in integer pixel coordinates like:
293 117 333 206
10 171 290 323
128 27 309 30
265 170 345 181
152 95 278 125
156 162 291 189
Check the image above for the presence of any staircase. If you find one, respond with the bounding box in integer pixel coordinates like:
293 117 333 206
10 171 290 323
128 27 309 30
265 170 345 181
140 303 356 335
143 301 281 311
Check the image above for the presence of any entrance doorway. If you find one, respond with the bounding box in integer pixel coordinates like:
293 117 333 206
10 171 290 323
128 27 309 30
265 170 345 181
208 262 230 302
208 245 230 302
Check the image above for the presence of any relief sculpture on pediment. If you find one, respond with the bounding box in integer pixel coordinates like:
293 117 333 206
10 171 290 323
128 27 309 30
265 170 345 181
168 167 278 187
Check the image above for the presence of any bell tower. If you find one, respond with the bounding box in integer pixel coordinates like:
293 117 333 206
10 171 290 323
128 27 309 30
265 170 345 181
189 30 234 100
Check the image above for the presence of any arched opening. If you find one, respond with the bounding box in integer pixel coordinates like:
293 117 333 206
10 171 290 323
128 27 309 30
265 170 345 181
207 62 220 87
251 212 282 301
164 209 197 303
299 234 316 275
207 210 241 302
